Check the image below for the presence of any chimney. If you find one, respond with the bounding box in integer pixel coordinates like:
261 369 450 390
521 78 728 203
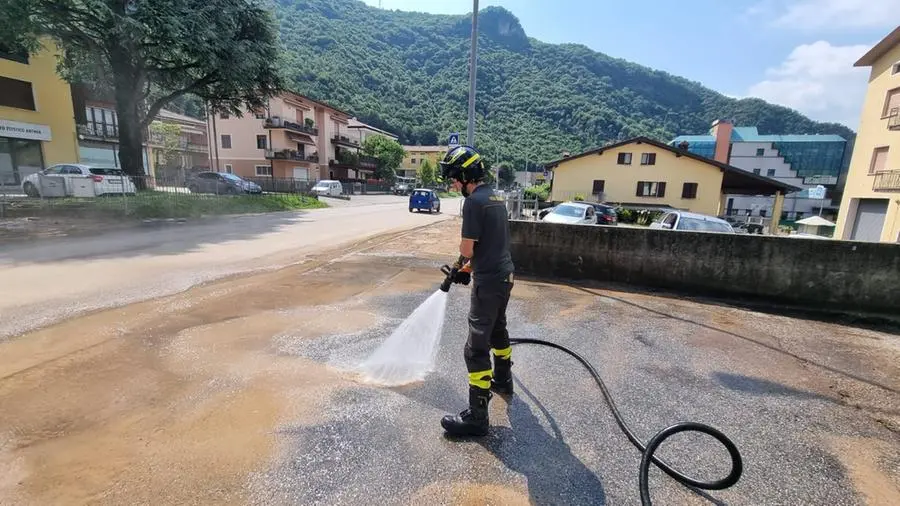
710 119 733 163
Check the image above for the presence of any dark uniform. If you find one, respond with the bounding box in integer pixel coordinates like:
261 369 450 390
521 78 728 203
460 184 515 392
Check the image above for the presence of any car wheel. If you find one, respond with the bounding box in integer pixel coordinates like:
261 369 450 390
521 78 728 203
409 208 414 213
23 182 39 198
436 205 441 213
188 184 200 194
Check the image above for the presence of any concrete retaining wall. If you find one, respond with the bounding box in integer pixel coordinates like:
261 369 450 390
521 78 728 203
508 221 900 314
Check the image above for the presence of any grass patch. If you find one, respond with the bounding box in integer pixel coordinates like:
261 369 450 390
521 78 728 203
2 193 327 220
437 191 462 198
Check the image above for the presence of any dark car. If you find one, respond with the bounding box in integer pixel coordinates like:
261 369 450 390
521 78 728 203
589 203 618 226
187 172 262 195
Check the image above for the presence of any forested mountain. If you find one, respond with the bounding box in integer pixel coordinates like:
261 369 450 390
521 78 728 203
274 0 854 167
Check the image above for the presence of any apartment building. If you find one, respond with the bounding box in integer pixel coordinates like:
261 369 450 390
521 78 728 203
209 91 382 182
74 93 210 177
399 145 447 179
835 26 900 243
670 120 847 222
0 39 79 188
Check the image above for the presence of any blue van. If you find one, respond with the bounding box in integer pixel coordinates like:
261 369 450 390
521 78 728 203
408 188 441 213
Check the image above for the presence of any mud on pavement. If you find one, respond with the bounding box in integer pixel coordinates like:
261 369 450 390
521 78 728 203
2 219 899 505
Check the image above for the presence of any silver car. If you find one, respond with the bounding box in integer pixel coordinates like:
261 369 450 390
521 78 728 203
21 163 137 197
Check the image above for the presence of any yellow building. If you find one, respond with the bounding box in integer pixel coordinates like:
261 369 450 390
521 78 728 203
546 137 797 220
400 145 447 179
835 27 900 243
0 39 78 188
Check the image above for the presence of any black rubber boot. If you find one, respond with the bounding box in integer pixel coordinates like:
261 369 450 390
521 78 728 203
491 358 514 396
441 386 491 437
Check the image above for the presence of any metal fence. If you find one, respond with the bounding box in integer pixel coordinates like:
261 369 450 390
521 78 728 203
0 173 323 221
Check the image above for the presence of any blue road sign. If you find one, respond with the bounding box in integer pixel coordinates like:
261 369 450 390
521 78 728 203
448 133 460 147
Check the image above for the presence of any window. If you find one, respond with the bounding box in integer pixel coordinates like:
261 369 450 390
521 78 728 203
221 134 232 149
617 153 633 165
0 42 28 64
752 168 761 175
220 112 230 119
883 87 900 117
255 165 273 176
592 180 605 194
640 153 656 165
893 62 900 76
869 147 889 173
766 169 776 177
256 135 267 150
756 148 765 156
224 164 233 174
662 213 678 228
0 76 35 110
411 158 417 164
253 109 266 120
759 210 767 217
636 181 666 197
681 182 698 199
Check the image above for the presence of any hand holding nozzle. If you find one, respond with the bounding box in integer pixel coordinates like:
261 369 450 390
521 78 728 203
440 255 471 292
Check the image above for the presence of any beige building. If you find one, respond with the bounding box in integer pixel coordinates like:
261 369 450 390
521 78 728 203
835 26 900 243
546 137 797 224
209 91 384 182
400 145 447 179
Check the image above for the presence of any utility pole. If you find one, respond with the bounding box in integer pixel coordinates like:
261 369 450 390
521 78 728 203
466 0 479 147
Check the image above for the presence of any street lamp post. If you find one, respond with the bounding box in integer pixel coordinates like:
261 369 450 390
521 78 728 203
466 0 479 147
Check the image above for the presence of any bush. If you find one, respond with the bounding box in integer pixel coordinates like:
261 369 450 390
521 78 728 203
617 208 635 223
437 191 462 198
524 183 551 201
574 194 586 201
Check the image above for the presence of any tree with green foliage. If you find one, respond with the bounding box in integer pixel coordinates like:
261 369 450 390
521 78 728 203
497 162 516 188
149 122 183 173
362 136 405 183
418 159 437 187
1 0 283 180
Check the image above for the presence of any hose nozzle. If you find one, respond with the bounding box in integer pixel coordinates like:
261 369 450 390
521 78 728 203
439 255 467 292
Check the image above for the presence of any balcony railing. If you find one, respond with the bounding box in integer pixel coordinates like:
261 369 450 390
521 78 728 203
263 117 319 136
873 169 900 192
359 155 378 168
265 149 319 162
332 134 360 147
888 107 900 131
78 122 118 139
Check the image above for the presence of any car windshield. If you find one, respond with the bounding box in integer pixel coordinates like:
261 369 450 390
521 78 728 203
678 218 732 233
88 168 123 176
553 205 585 218
220 173 243 181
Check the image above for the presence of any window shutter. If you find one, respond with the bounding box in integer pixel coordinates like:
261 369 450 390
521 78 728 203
682 183 690 199
657 182 667 197
618 153 626 164
884 88 900 117
593 180 605 193
636 181 643 196
871 147 889 173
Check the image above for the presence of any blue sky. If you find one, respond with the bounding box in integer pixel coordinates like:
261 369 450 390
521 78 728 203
360 0 900 130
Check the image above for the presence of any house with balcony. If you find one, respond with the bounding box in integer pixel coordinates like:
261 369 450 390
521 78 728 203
399 145 447 179
209 90 385 182
835 26 900 242
72 88 210 178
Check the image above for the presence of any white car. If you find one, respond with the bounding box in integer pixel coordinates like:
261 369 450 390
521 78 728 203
311 179 343 197
649 210 736 234
541 202 597 225
22 163 137 197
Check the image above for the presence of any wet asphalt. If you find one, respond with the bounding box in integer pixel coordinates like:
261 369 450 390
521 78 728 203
251 255 898 506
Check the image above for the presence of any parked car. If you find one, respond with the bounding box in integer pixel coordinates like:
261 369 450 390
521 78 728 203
21 164 137 197
589 203 619 226
311 179 343 197
649 210 736 234
187 172 262 195
541 202 597 225
409 188 441 213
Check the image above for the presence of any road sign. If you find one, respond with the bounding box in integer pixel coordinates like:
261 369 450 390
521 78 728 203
808 185 827 200
448 133 460 148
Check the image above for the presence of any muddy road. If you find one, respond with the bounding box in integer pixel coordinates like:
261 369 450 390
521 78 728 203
2 218 899 505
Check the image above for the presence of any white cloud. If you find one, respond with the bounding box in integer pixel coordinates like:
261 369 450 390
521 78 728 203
746 41 871 128
754 0 900 30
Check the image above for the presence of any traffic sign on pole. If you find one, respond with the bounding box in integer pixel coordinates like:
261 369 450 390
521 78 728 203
448 133 460 148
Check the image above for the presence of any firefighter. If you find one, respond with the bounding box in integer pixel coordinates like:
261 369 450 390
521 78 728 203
439 145 515 437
